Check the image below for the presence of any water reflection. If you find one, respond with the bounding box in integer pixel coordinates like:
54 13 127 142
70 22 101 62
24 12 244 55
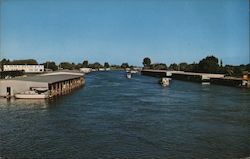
0 98 49 109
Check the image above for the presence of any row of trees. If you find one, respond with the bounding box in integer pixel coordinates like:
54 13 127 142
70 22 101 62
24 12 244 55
0 59 38 65
0 59 134 71
1 56 249 77
143 56 250 77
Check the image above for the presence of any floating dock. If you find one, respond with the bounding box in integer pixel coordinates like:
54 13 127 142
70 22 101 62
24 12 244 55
210 77 245 87
0 71 85 98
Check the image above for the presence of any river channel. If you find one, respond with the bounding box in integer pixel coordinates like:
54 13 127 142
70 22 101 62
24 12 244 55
0 71 249 158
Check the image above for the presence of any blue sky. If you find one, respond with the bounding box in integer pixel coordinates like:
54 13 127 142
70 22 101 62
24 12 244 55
0 0 249 66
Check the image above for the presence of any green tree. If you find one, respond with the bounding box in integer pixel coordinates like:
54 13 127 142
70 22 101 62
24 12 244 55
197 56 219 73
121 63 129 69
0 58 10 70
104 62 110 68
220 59 223 67
60 62 74 70
246 64 250 72
82 60 88 68
179 62 188 71
150 63 167 70
169 63 179 70
89 62 103 69
75 63 83 69
233 66 242 77
185 63 198 72
43 61 58 71
143 57 151 69
10 59 38 65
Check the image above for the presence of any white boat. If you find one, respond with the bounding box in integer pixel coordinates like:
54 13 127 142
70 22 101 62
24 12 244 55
160 77 170 87
105 68 111 71
15 91 49 99
126 73 132 79
98 68 105 71
202 82 210 85
130 70 138 74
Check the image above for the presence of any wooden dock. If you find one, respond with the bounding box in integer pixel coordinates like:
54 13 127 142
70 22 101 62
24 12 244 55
0 71 85 98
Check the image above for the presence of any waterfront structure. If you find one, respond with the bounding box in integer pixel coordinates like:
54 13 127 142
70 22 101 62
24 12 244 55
79 68 92 73
171 71 225 82
3 65 44 73
210 77 244 87
141 69 224 80
0 71 84 98
141 69 250 88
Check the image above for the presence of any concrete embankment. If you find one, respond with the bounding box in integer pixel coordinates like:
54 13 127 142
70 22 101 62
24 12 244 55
141 69 249 88
210 77 244 87
141 69 224 83
140 69 168 78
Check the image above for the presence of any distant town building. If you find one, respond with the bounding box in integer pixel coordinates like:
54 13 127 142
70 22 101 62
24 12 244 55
3 65 44 73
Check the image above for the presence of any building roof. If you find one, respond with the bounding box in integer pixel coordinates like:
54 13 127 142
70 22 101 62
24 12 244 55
12 74 83 84
41 70 84 76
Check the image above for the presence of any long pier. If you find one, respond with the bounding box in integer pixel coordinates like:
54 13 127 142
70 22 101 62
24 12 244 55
141 69 249 88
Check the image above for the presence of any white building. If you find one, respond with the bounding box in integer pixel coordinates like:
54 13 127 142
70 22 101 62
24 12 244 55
3 65 44 73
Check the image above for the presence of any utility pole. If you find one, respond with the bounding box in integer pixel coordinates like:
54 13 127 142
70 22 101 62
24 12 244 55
0 0 2 62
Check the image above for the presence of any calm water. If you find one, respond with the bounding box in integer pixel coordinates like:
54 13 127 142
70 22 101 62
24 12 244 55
0 71 249 158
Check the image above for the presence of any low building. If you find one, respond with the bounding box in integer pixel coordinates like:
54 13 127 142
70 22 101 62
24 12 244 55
0 71 84 98
79 68 92 73
3 65 44 73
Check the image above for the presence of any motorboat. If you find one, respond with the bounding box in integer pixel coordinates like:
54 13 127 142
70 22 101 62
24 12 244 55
130 70 138 74
126 73 132 79
15 90 49 99
160 77 170 87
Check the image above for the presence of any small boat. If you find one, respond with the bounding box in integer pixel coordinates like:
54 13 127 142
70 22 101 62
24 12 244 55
98 68 105 71
126 73 132 79
160 77 170 87
126 68 131 73
202 82 210 85
201 79 210 85
130 70 138 74
15 90 49 99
